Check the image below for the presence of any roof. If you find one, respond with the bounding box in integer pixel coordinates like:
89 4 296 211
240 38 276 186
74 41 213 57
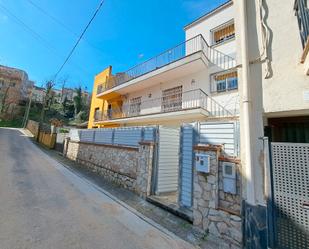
184 0 233 30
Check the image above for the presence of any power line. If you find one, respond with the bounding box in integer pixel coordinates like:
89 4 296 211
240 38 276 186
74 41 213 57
0 3 94 79
53 0 105 80
25 0 106 55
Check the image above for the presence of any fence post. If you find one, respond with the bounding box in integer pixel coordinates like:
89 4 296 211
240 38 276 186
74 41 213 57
111 129 115 145
92 129 96 143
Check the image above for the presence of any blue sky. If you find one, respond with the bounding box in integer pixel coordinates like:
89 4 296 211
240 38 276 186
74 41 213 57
0 0 227 91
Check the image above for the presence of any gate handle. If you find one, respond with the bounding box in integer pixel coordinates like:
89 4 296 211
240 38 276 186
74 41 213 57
302 202 309 210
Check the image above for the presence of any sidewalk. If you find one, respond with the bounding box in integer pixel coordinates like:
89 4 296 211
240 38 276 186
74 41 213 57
29 133 225 249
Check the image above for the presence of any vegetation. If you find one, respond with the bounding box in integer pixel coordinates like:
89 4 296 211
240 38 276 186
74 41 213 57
0 81 90 128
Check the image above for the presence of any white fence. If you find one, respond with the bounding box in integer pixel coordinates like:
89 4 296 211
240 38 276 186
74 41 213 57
69 126 157 147
198 121 240 157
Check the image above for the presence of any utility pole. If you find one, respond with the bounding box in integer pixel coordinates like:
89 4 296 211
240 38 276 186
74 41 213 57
22 88 33 128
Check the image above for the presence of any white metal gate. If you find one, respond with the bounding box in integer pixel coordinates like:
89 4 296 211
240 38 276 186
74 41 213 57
271 142 309 249
156 127 180 194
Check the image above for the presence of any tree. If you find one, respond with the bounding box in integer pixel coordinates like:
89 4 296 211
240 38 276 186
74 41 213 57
73 86 83 117
40 80 55 123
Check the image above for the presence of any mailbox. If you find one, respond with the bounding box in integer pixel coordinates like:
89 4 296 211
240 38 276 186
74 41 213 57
222 162 236 194
195 153 210 173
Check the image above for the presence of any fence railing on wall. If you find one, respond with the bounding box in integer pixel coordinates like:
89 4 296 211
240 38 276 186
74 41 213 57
69 126 157 148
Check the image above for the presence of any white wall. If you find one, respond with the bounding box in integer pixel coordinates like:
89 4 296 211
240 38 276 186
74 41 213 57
185 2 236 58
124 69 239 115
261 1 309 115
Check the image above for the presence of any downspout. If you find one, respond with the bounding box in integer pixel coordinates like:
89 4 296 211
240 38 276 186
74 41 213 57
239 0 256 205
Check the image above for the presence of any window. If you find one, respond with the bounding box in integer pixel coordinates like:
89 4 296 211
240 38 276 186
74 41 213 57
294 0 309 48
212 71 238 93
162 86 183 112
129 97 141 116
213 22 235 45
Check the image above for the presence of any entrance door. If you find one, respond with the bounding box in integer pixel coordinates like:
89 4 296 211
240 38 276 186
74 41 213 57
156 127 180 194
271 142 309 249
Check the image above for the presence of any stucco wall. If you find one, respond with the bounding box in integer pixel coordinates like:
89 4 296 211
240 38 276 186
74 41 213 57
88 67 112 128
261 1 309 115
125 69 239 116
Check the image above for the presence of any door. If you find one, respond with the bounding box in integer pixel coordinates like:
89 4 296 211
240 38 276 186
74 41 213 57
271 142 309 249
156 127 180 194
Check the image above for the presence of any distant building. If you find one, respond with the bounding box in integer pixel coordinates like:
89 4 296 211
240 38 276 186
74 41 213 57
31 86 46 103
52 89 62 103
0 65 34 114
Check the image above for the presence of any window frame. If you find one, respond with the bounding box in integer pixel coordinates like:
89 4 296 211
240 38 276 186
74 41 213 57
161 86 183 112
211 20 235 46
211 71 238 93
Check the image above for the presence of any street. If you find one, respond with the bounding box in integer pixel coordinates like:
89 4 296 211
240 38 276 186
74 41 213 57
0 128 194 249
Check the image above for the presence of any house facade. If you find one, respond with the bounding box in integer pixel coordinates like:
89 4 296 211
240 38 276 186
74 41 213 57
88 1 238 129
234 0 309 248
0 65 33 114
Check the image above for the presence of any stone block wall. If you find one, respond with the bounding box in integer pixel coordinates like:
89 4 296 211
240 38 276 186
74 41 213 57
193 145 242 249
64 139 155 196
218 160 241 215
26 120 39 138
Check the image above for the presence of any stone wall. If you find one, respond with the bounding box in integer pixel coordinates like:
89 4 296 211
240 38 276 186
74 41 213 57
26 120 39 138
218 160 241 215
64 139 154 196
193 145 242 249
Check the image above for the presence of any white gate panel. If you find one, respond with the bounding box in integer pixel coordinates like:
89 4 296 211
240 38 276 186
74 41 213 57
157 127 180 194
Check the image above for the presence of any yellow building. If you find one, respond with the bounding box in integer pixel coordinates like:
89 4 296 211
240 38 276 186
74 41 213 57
88 66 122 129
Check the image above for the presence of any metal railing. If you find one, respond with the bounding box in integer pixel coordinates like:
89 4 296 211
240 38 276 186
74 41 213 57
96 34 236 95
94 88 234 122
295 0 309 48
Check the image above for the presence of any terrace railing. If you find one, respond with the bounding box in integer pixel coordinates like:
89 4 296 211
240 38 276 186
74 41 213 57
94 88 234 122
96 34 237 95
295 0 309 48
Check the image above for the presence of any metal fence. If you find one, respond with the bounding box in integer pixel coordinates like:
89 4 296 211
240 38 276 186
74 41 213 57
69 126 157 147
96 34 237 94
94 89 234 122
197 121 240 156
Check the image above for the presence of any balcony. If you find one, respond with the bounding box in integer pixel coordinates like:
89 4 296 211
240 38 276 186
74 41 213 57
94 89 234 125
96 35 236 97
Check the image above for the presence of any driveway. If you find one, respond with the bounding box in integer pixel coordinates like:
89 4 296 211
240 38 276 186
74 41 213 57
0 128 195 249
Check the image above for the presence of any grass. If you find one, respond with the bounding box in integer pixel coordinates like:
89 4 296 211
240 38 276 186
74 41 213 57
0 118 23 128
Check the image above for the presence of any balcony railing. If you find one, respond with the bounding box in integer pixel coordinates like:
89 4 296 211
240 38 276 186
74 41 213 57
295 0 309 48
94 88 234 122
96 34 236 95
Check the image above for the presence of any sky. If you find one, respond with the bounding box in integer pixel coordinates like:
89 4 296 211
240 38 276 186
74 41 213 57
0 0 227 91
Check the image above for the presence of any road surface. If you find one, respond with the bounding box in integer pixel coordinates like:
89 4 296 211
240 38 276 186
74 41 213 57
0 128 194 249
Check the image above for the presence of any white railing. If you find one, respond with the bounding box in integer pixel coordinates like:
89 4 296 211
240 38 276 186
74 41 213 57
96 34 236 95
94 89 234 122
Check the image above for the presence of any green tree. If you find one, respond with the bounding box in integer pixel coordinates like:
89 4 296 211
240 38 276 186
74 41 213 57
73 86 83 118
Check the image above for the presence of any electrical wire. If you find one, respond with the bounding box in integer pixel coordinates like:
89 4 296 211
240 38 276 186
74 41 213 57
0 3 94 79
53 0 105 80
25 0 106 55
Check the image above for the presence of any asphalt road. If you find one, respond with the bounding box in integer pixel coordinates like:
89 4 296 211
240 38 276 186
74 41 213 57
0 128 194 249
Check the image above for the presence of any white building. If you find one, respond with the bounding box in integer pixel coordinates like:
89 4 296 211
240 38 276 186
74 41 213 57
92 1 238 128
234 0 309 248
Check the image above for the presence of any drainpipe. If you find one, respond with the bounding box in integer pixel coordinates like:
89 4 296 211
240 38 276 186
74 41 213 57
239 0 256 205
